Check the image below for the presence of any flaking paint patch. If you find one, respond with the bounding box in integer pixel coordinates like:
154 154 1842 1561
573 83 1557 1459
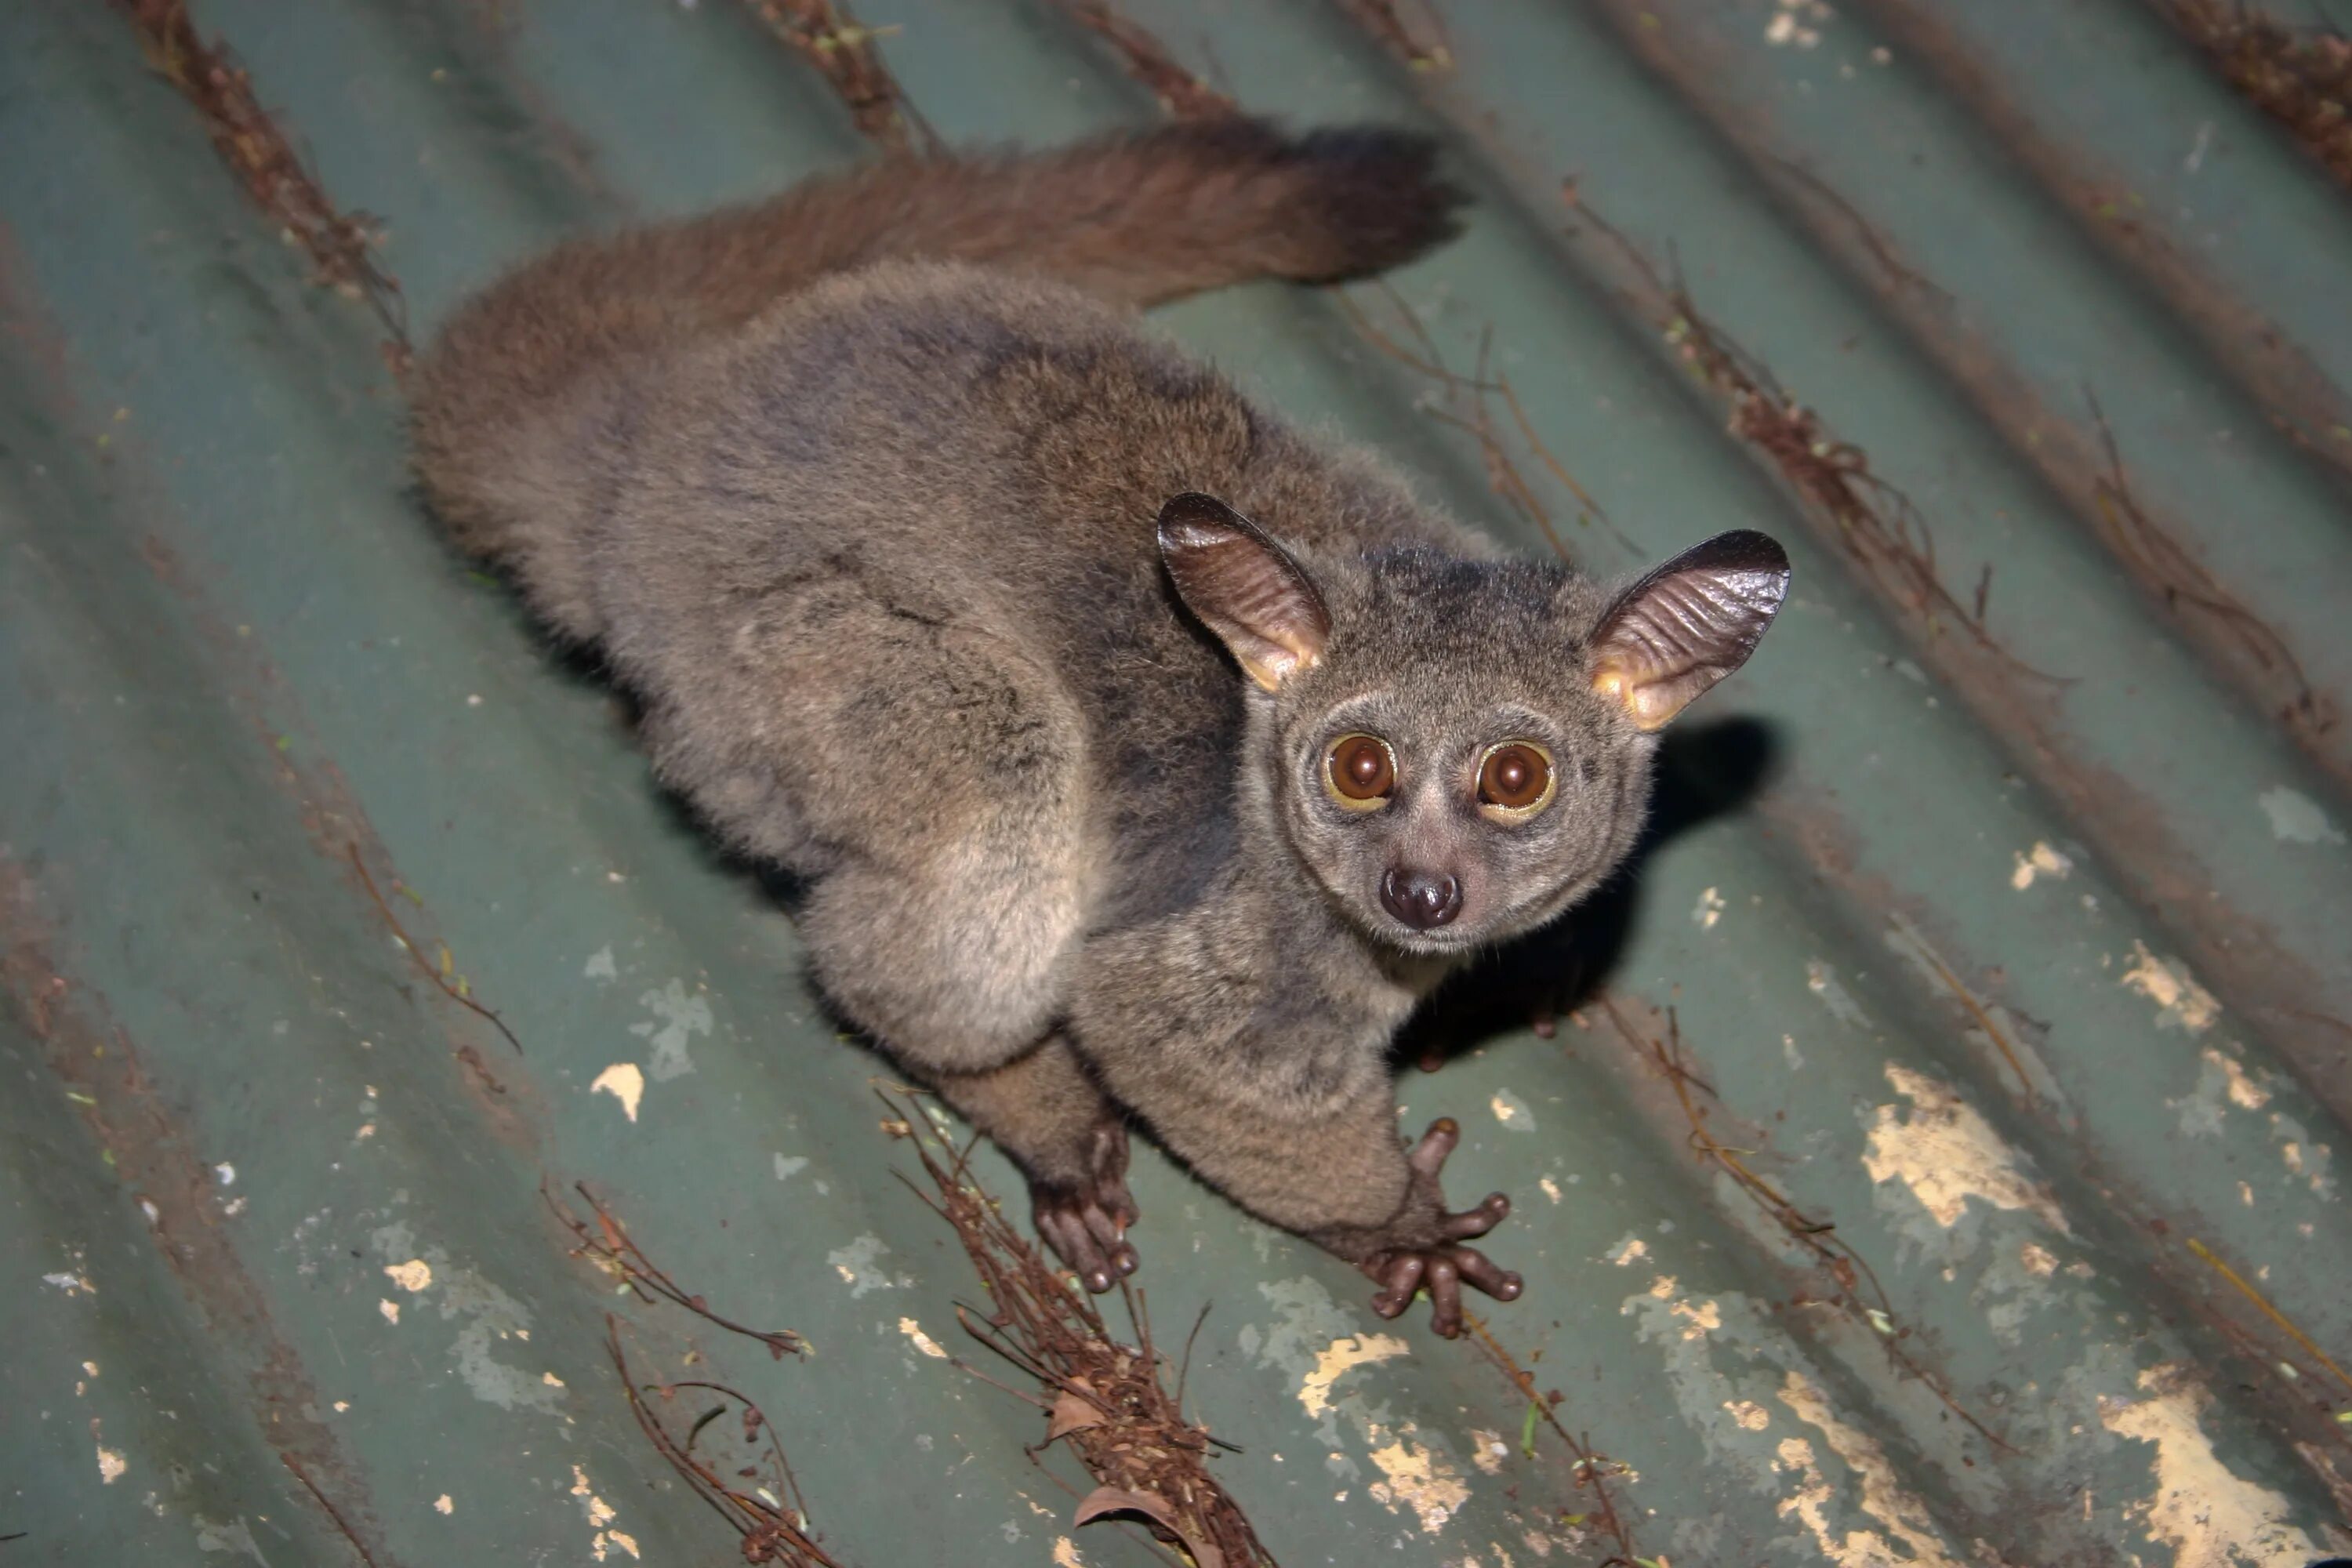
383 1258 433 1292
1052 1537 1085 1567
1861 1063 2068 1233
2267 1111 2337 1200
1694 886 1726 927
828 1233 893 1297
373 1220 562 1413
2120 942 2220 1033
2258 786 2345 846
1489 1089 1535 1131
590 1062 644 1121
1467 1428 1508 1474
582 945 617 981
193 1515 265 1559
630 978 710 1081
1724 1400 1770 1431
898 1317 948 1359
96 1439 126 1483
1301 1332 1410 1418
2097 1363 2318 1566
2172 1046 2270 1137
1241 1274 1473 1529
1367 1425 1472 1534
1776 1370 1962 1566
1806 960 1868 1029
2010 840 2074 889
1606 1235 1649 1267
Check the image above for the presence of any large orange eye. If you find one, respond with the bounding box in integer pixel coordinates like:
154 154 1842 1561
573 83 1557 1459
1324 733 1396 810
1477 741 1555 819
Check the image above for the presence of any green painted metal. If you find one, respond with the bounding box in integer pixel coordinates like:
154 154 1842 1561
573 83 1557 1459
2 2 2348 1564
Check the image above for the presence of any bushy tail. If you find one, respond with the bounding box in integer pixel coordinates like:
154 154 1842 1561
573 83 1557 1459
409 118 1464 632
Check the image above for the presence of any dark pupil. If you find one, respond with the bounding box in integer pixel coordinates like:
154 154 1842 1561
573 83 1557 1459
1345 742 1385 791
1485 745 1547 807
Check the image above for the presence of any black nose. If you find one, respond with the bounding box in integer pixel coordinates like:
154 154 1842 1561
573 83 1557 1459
1380 868 1462 930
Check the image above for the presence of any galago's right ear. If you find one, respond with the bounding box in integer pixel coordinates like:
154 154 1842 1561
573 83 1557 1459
1588 530 1790 730
1157 492 1331 691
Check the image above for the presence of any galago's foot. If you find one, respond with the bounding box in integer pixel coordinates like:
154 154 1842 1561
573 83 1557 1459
1359 1118 1522 1338
1030 1120 1142 1294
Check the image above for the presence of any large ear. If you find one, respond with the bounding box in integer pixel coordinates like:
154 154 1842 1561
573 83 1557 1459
1589 530 1790 730
1157 492 1332 691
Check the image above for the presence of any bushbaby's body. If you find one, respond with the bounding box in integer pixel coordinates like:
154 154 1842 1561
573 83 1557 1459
412 122 1788 1334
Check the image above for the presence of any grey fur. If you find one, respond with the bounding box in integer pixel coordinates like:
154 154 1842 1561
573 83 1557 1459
409 120 1789 1335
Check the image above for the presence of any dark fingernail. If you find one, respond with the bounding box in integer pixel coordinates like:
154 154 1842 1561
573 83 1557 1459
1497 1274 1523 1301
1431 1116 1458 1135
1486 1192 1511 1216
1116 1250 1138 1276
1085 1269 1111 1292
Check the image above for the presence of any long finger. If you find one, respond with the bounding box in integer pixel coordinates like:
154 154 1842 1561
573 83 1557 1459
1369 1254 1425 1318
1408 1117 1461 1178
1424 1254 1464 1338
1037 1209 1119 1294
1080 1201 1140 1278
1442 1192 1511 1240
1449 1245 1523 1301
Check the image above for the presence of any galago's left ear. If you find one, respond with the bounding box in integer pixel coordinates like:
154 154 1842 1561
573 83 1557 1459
1157 492 1331 691
1588 530 1790 730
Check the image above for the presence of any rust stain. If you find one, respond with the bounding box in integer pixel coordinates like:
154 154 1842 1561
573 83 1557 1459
739 0 935 155
114 0 410 368
0 858 408 1568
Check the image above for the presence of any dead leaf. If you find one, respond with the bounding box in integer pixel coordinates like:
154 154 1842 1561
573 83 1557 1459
1048 1388 1106 1441
1073 1486 1223 1568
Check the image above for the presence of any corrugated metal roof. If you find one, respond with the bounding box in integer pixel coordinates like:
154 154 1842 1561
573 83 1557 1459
3 2 2348 1563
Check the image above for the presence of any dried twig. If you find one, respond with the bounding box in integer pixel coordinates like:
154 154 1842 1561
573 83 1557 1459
117 0 409 368
739 0 936 155
887 1091 1275 1568
279 1452 383 1568
2083 387 2332 739
1599 999 2015 1454
2169 0 2352 191
1051 0 1236 119
550 1183 808 1359
345 844 523 1054
2186 1236 2352 1400
1566 194 2070 689
608 1319 846 1566
1337 0 1455 72
1459 1315 1643 1565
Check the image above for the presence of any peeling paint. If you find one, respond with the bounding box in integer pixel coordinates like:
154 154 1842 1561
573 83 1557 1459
582 945 617 981
2009 840 2073 888
1301 1332 1410 1418
1538 1175 1562 1203
193 1515 264 1559
372 1220 562 1412
630 978 710 1081
1693 886 1726 927
383 1258 433 1292
590 1062 644 1121
2120 942 2220 1032
1861 1063 2068 1232
827 1232 893 1297
2172 1046 2271 1137
1466 1428 1508 1474
2019 1242 2057 1276
772 1153 809 1181
1489 1089 1535 1131
1366 1424 1471 1534
96 1442 125 1484
1724 1399 1770 1431
379 1298 400 1325
1606 1235 1649 1267
898 1316 948 1359
1051 1537 1084 1567
2097 1363 2318 1566
2257 786 2346 846
1806 960 1868 1029
1777 1370 1962 1566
